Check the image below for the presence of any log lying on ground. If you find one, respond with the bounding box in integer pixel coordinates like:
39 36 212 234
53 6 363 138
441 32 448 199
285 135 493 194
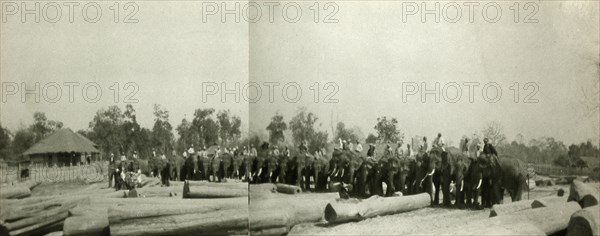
109 208 248 236
251 193 339 226
568 180 599 208
2 197 90 236
1 196 91 222
20 180 42 190
127 187 179 198
511 201 582 235
108 197 247 224
531 196 568 208
324 193 430 224
567 205 600 236
430 201 582 236
249 184 277 193
0 185 32 199
170 181 247 190
249 210 289 233
489 199 535 217
63 214 109 236
427 216 546 236
250 227 289 236
183 181 248 198
275 184 302 194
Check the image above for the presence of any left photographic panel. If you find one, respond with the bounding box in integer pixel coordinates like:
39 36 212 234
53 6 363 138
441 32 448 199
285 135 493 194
0 1 250 235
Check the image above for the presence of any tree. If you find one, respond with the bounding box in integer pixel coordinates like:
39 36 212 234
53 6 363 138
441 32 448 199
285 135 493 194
266 113 287 145
289 107 318 146
481 121 507 145
11 127 35 159
289 107 328 153
365 133 377 144
30 112 63 143
152 104 174 156
122 104 145 157
0 123 11 160
176 117 194 154
335 122 360 142
217 110 242 145
191 108 219 146
88 106 125 158
374 116 403 143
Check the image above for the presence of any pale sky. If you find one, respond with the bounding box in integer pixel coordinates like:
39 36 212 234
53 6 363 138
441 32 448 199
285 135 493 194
1 1 599 146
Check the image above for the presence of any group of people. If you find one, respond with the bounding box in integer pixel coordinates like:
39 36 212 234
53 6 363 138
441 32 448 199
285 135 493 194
108 153 143 190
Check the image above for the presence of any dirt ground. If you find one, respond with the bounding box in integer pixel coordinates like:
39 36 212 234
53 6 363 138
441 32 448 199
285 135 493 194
27 179 599 236
289 183 600 235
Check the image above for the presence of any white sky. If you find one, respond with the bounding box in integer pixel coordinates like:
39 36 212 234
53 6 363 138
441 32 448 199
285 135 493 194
1 1 599 145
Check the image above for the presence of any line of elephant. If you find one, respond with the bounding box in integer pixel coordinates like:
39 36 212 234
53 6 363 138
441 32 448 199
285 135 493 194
168 144 529 208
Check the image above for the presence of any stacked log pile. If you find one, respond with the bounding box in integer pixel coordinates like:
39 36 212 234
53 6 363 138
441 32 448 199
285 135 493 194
0 196 90 236
0 181 41 199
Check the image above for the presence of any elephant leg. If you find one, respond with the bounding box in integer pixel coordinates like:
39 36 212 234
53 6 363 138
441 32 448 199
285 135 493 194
386 172 395 197
432 173 441 206
442 176 451 207
455 177 466 209
314 170 320 192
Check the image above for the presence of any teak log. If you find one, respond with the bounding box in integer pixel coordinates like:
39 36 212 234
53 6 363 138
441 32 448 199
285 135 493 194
531 196 567 208
568 180 599 208
249 210 289 230
275 184 302 194
427 216 546 235
489 199 535 217
251 193 339 226
511 201 582 235
0 185 31 199
183 181 248 198
108 198 247 224
170 181 247 190
109 208 248 236
324 193 430 224
63 215 109 236
249 184 277 193
566 205 600 236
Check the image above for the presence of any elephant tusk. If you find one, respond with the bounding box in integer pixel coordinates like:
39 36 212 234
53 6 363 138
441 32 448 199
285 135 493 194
269 172 273 178
460 180 464 192
258 169 262 176
427 169 435 176
340 169 345 177
476 179 482 190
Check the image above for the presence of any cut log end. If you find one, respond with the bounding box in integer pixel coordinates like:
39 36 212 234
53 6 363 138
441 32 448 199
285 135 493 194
323 203 337 223
566 206 599 236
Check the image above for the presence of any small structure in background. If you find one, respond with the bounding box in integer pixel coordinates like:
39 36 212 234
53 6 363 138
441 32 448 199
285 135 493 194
22 128 100 167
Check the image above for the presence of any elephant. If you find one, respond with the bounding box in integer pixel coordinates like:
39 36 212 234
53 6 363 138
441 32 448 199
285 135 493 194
367 157 386 197
181 154 199 181
292 152 315 190
478 155 528 206
251 155 268 183
464 157 484 209
199 155 211 181
230 154 244 179
244 155 256 182
170 155 185 181
426 147 471 207
313 156 330 192
274 154 291 184
381 156 405 197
